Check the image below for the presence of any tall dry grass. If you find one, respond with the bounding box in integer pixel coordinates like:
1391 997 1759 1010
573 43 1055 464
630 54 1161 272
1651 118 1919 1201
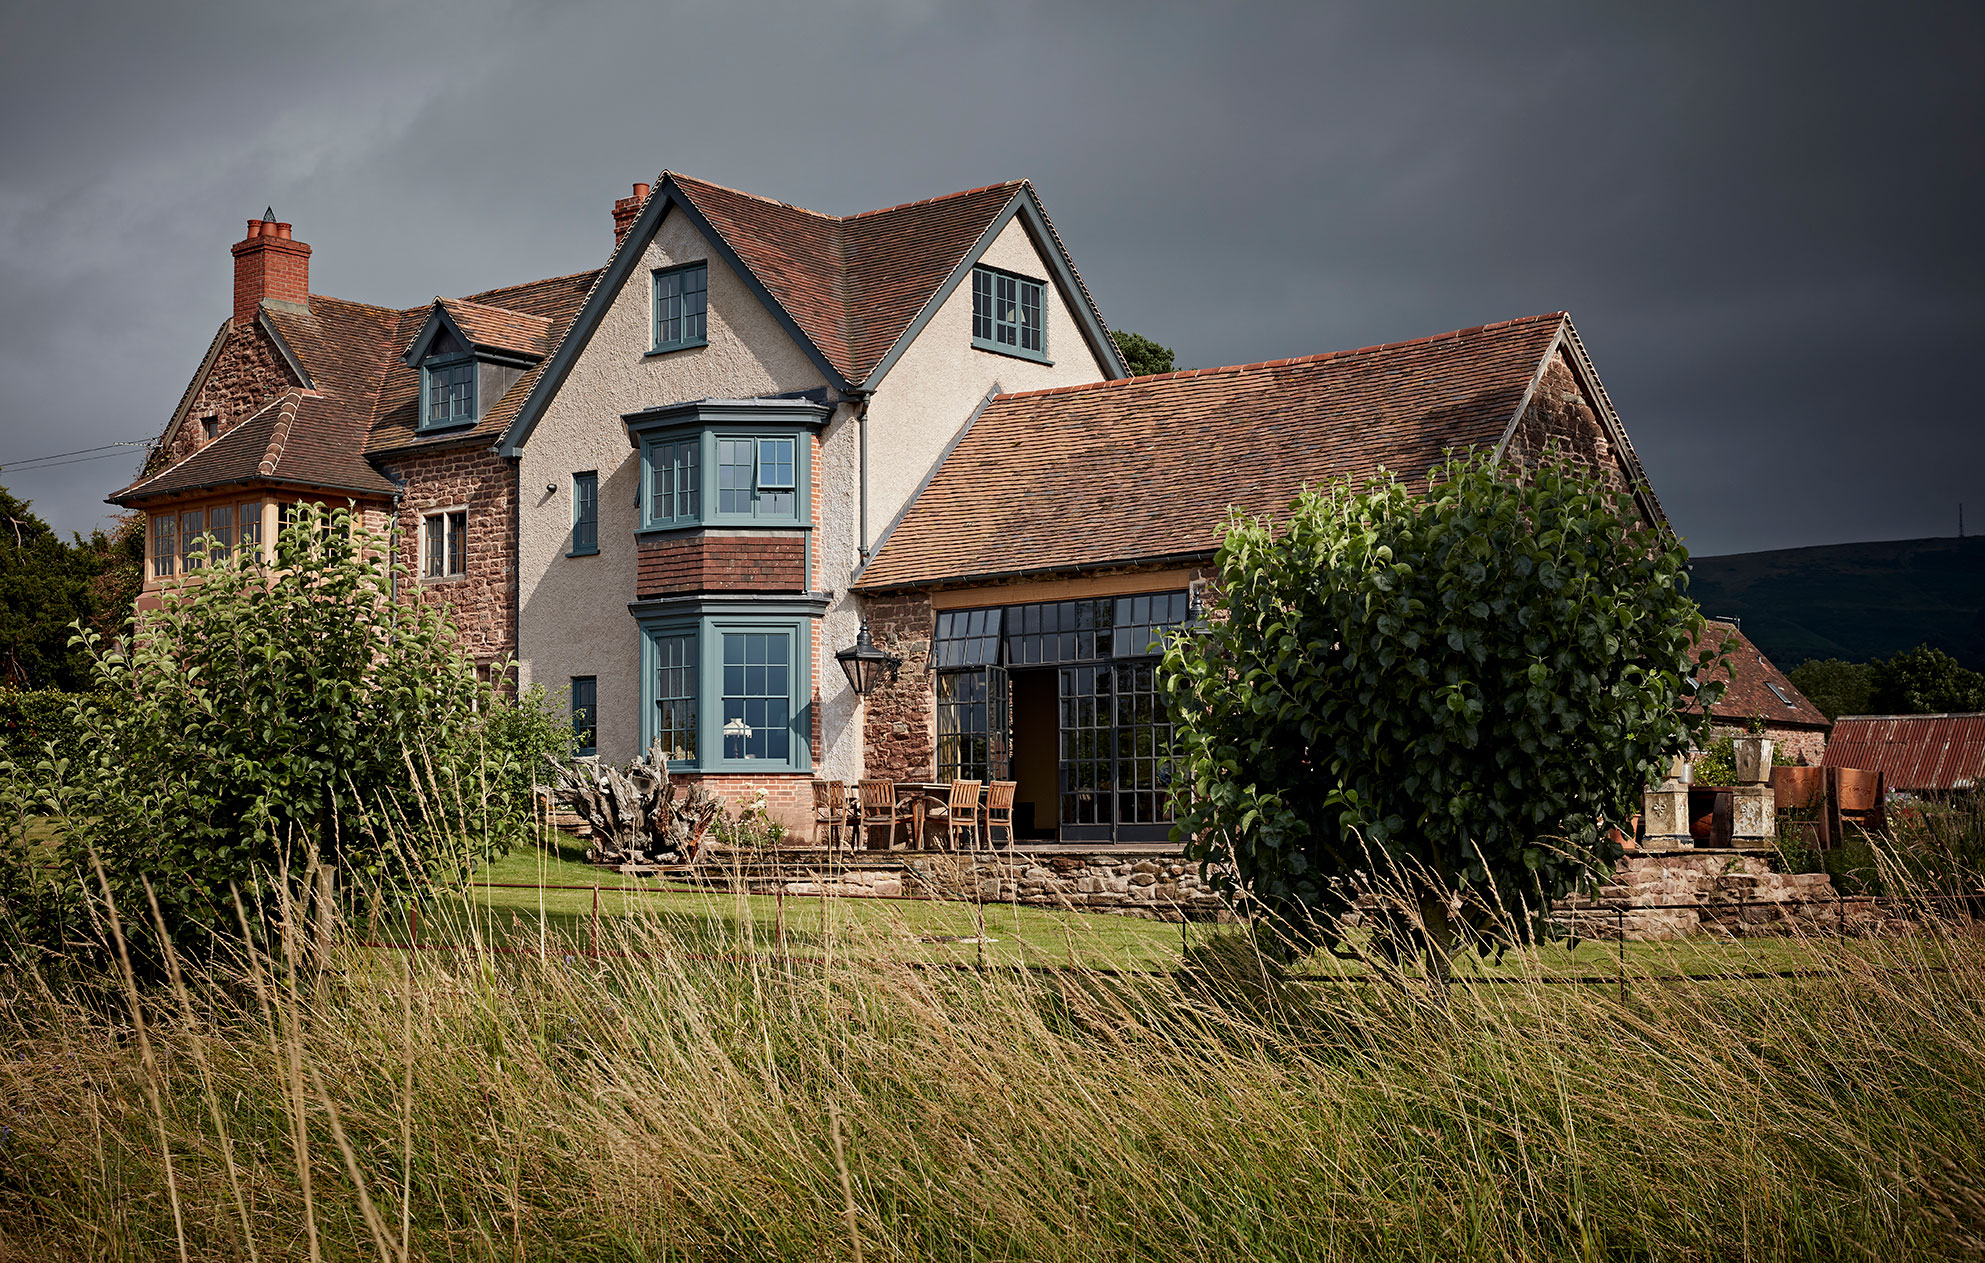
1 865 1982 1261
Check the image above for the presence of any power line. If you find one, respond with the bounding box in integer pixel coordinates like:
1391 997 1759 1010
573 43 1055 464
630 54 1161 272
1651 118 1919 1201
2 450 153 473
0 440 153 473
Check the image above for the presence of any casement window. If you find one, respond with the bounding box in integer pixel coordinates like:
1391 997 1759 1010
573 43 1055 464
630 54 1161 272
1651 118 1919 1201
570 676 598 756
420 357 476 431
640 429 808 529
571 471 599 555
180 508 205 571
237 501 263 555
651 262 709 353
971 265 1047 361
639 613 811 772
651 632 698 763
200 415 218 443
422 509 468 579
646 438 701 528
153 514 177 578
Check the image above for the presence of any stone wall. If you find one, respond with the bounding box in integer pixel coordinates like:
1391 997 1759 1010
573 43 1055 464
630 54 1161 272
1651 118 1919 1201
1709 722 1828 768
1555 848 1875 939
761 848 1232 922
859 590 937 781
163 325 296 466
376 443 518 666
1501 350 1639 509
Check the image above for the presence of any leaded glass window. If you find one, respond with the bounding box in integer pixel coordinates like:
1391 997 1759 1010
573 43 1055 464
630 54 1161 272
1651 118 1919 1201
653 263 708 351
971 265 1046 358
654 634 698 762
722 631 790 763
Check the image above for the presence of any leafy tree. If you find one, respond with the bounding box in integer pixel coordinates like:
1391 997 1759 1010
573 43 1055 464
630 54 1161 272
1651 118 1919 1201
1870 644 1985 714
1786 658 1877 720
1160 452 1722 964
0 485 90 689
3 505 570 954
1112 330 1176 377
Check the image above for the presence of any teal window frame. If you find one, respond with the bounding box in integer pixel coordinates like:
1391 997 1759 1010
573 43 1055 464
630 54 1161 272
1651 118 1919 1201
971 264 1048 363
419 354 477 431
569 676 597 756
650 261 709 354
570 471 599 556
638 611 812 774
637 424 811 532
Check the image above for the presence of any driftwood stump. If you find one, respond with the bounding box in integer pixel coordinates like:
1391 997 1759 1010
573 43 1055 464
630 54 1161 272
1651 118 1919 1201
547 739 722 866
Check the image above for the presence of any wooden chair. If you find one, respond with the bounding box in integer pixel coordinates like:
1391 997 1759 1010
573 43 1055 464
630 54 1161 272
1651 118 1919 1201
938 780 982 851
810 779 849 849
857 779 905 851
983 780 1017 849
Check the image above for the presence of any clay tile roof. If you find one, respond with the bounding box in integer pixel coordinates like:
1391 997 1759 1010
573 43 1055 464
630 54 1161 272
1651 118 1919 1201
434 297 554 359
1690 621 1831 730
667 173 1027 384
115 389 396 501
855 313 1571 591
1822 713 1985 790
366 269 601 456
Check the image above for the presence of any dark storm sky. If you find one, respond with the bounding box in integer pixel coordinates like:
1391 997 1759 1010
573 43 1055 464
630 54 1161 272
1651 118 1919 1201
1 0 1978 555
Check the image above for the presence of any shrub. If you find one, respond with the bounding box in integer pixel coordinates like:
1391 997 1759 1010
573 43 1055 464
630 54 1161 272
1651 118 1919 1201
1161 451 1724 960
0 504 570 956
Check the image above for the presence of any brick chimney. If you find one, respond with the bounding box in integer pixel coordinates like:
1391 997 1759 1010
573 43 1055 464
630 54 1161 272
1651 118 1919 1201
613 182 651 247
230 210 311 327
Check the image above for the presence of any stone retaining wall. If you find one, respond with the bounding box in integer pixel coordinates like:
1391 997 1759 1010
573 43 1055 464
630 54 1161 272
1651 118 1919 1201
1556 848 1876 939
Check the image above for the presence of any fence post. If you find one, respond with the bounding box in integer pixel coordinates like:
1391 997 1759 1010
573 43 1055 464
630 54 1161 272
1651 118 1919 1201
1617 906 1625 1003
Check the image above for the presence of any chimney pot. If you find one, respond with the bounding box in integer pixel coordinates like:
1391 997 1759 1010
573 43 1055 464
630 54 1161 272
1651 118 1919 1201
275 222 292 240
612 180 653 247
632 182 650 201
246 218 264 237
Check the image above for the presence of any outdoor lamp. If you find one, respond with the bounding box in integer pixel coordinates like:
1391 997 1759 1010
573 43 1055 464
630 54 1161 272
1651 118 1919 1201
836 619 902 696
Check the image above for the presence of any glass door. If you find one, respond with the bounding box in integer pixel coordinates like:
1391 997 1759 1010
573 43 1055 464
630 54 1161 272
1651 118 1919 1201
1058 661 1176 843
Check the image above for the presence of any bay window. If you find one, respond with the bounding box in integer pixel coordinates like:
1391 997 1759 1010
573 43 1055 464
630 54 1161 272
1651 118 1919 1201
628 398 827 533
638 605 814 772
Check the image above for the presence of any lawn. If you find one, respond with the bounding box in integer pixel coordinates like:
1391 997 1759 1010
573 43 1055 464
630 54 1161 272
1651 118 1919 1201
418 830 1883 982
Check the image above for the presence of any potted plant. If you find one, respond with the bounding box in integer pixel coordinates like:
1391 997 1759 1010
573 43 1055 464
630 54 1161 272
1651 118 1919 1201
1732 714 1775 785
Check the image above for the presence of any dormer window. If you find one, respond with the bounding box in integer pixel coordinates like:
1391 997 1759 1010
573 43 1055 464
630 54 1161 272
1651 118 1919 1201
200 415 218 443
422 356 476 430
972 265 1047 362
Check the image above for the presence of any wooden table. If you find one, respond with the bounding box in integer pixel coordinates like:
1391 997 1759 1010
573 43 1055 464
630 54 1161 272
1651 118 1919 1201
894 782 949 851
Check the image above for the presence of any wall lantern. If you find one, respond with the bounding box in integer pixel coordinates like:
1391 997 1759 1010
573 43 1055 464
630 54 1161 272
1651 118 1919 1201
836 620 902 697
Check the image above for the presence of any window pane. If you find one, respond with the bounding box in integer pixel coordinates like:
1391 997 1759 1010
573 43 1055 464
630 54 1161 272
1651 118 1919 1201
573 472 598 552
154 514 176 577
721 631 790 761
208 504 233 561
1020 278 1044 352
718 439 754 514
682 264 707 343
181 510 204 570
237 503 262 552
654 634 697 762
571 676 597 754
447 511 467 577
424 515 443 579
972 267 993 341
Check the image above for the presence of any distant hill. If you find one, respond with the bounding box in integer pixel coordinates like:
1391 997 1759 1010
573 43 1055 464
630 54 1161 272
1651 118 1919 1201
1686 537 1985 672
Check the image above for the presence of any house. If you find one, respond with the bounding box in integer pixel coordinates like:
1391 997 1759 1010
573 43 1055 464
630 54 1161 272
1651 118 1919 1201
112 174 1126 830
1688 620 1832 765
113 171 1696 843
1823 713 1985 792
852 312 1671 842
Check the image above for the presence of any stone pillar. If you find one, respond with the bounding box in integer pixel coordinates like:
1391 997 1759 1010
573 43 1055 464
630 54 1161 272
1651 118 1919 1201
1642 755 1693 848
1730 736 1777 845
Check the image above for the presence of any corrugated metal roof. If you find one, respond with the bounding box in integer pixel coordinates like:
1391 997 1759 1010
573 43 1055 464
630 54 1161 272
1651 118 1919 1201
1821 713 1985 791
